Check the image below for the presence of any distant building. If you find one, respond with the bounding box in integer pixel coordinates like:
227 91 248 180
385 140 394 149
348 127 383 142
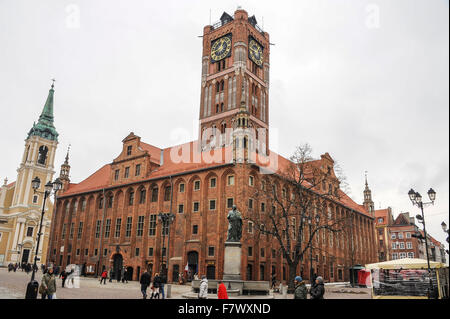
374 207 394 261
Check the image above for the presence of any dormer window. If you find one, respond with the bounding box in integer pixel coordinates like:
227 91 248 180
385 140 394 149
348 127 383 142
127 145 132 156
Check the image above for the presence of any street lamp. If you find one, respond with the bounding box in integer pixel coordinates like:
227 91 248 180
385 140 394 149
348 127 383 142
408 187 436 299
25 176 62 299
47 177 62 268
158 212 175 282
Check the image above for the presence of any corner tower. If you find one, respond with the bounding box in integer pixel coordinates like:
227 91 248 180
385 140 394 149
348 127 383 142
199 8 270 152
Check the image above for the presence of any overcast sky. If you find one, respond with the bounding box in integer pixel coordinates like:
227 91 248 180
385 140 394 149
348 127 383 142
0 0 448 250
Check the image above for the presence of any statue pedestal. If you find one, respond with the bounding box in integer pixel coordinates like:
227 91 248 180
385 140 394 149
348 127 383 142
223 241 241 281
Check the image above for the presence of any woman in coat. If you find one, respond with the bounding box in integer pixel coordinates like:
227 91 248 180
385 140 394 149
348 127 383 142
310 276 325 299
40 267 57 299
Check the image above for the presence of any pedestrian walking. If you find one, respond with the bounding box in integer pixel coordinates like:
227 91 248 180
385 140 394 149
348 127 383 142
8 263 12 272
108 267 113 282
151 273 161 299
310 276 325 299
39 267 57 299
60 270 67 288
198 275 208 299
140 270 151 299
271 273 276 289
293 276 307 299
151 274 159 299
100 269 108 285
217 280 228 299
122 267 128 283
14 263 18 272
54 266 60 276
159 275 166 299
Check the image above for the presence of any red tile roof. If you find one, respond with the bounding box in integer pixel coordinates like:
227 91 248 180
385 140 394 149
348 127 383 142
60 138 373 217
374 209 390 225
140 141 162 165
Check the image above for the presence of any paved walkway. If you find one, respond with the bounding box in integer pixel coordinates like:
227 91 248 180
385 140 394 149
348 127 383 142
0 267 371 299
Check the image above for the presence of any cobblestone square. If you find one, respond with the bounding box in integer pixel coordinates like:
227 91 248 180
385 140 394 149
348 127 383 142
0 268 371 299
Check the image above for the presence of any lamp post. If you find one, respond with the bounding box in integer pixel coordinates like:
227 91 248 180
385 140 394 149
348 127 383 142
47 177 61 267
158 212 175 282
25 176 62 299
408 187 436 299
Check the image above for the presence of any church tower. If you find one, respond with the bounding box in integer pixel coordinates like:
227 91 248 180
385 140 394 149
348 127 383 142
199 8 270 153
0 80 59 266
12 81 59 207
363 172 375 217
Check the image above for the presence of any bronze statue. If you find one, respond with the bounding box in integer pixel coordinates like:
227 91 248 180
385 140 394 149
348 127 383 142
227 205 242 242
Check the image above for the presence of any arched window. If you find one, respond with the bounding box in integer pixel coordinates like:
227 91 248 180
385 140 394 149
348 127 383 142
107 194 113 208
151 187 158 202
37 145 48 165
139 187 146 204
128 190 134 206
164 186 171 202
220 80 224 91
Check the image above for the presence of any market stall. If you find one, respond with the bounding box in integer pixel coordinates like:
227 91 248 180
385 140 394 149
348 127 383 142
365 258 448 299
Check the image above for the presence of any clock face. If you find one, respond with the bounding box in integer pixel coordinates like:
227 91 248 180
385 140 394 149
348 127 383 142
249 39 263 66
211 36 232 62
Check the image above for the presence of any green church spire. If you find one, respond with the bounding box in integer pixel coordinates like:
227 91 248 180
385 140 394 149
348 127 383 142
27 80 59 141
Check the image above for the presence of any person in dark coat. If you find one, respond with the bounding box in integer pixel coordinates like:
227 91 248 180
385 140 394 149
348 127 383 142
293 276 307 299
122 267 128 283
140 271 151 299
310 276 325 299
151 273 161 299
60 270 68 288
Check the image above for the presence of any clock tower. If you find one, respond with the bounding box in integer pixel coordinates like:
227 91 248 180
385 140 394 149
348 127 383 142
199 8 270 155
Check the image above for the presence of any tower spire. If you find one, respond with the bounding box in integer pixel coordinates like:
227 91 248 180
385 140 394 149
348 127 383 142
363 171 375 216
64 144 71 165
27 80 59 141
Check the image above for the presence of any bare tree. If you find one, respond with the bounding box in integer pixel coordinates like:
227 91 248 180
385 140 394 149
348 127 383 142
246 144 351 293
